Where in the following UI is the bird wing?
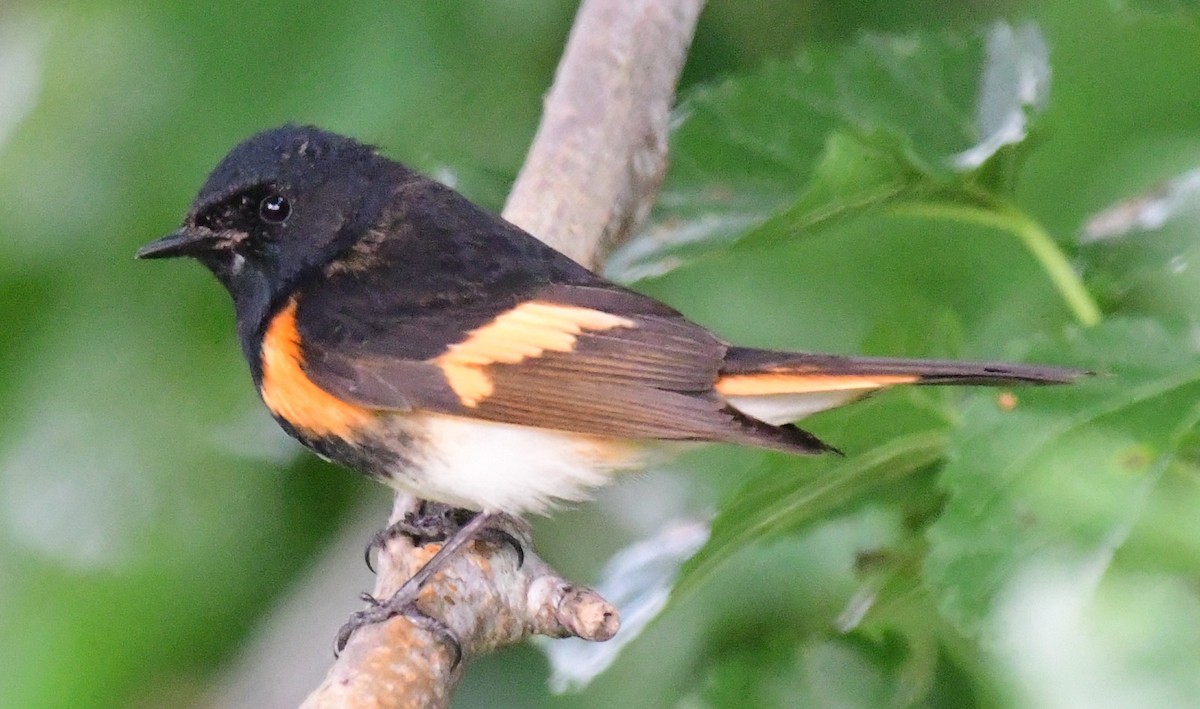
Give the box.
[289,281,831,452]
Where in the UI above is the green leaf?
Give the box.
[925,318,1200,633]
[1081,170,1200,323]
[608,25,1046,281]
[891,200,1102,326]
[676,395,951,598]
[992,563,1200,707]
[702,637,901,709]
[731,130,931,253]
[1110,0,1200,20]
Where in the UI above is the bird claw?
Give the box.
[335,583,463,668]
[341,509,524,666]
[363,502,476,573]
[334,597,404,655]
[476,526,525,569]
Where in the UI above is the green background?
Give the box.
[3,1,1200,707]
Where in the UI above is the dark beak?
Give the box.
[136,227,211,260]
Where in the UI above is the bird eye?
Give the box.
[258,194,291,223]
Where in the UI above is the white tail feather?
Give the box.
[725,390,865,425]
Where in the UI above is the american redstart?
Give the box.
[138,125,1085,648]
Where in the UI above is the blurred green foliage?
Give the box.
[3,1,1200,708]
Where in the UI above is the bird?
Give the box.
[138,125,1085,649]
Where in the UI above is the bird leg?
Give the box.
[364,502,524,573]
[363,501,474,572]
[338,509,520,656]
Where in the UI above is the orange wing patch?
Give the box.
[715,372,919,397]
[436,302,635,407]
[260,299,376,439]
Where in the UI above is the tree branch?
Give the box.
[301,1,704,706]
[505,0,704,267]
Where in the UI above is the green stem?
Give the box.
[892,201,1101,328]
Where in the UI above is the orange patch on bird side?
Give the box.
[714,372,920,397]
[436,302,634,407]
[260,299,375,439]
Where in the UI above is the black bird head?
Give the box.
[138,125,408,335]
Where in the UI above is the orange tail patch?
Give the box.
[715,372,920,397]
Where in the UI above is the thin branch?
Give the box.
[301,0,704,706]
[506,0,705,268]
[301,498,619,708]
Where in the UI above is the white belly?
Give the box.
[386,413,647,516]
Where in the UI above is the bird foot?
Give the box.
[364,501,474,572]
[334,590,464,666]
[340,510,525,659]
[365,503,525,573]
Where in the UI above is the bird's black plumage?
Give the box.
[136,125,1089,653]
[138,125,1086,510]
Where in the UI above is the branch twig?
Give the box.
[302,1,703,706]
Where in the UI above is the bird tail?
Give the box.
[716,346,1087,425]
